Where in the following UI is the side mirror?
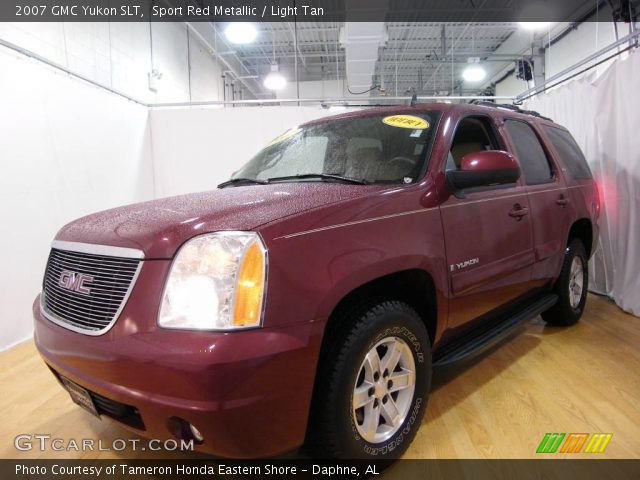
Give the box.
[446,150,521,191]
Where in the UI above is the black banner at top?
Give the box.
[2,0,639,22]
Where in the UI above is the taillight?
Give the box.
[594,181,602,218]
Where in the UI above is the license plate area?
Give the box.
[60,376,100,418]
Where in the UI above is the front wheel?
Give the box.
[308,301,431,459]
[542,239,588,326]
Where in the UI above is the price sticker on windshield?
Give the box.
[382,115,430,130]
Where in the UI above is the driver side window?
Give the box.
[447,116,500,171]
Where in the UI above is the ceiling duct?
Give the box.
[340,21,388,92]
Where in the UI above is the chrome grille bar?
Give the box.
[41,242,144,335]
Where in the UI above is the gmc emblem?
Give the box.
[58,270,94,296]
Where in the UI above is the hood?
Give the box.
[55,183,380,258]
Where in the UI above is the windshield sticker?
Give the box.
[382,115,430,130]
[410,129,423,138]
[268,127,302,146]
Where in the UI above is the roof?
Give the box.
[301,102,556,127]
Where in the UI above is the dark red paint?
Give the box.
[33,103,599,457]
[460,150,519,171]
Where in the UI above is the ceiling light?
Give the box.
[224,23,257,44]
[519,22,551,31]
[462,65,486,83]
[328,105,347,112]
[264,72,287,91]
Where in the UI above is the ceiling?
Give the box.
[202,0,615,99]
[212,21,553,99]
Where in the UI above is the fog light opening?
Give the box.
[166,416,204,445]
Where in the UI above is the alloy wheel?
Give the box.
[352,337,416,443]
[568,256,585,309]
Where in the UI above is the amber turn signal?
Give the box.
[233,241,265,327]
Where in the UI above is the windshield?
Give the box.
[230,111,440,185]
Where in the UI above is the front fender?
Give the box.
[259,204,449,345]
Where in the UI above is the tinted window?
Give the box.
[447,116,500,171]
[543,126,593,180]
[505,120,554,185]
[254,136,328,179]
[233,112,440,184]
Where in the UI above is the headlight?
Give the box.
[158,232,267,331]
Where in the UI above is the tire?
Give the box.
[542,239,588,326]
[308,300,431,459]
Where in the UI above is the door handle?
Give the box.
[509,204,529,220]
[556,194,570,206]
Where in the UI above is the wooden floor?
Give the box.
[1,294,638,459]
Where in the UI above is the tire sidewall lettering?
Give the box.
[348,321,428,455]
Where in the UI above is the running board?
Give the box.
[433,294,558,367]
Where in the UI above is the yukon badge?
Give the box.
[58,270,94,296]
[450,258,480,272]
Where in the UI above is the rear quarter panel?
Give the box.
[565,180,600,256]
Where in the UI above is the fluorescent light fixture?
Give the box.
[462,65,487,83]
[264,72,287,91]
[224,23,257,44]
[328,105,347,112]
[519,22,551,30]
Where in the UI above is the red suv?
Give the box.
[34,103,599,459]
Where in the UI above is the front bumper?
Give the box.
[33,264,324,458]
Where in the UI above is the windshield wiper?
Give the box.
[267,173,369,185]
[217,178,269,188]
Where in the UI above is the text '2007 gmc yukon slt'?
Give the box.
[34,103,599,459]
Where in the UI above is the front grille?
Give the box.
[42,248,141,334]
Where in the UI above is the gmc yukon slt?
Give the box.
[34,103,599,459]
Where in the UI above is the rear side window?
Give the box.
[543,126,593,180]
[505,120,554,185]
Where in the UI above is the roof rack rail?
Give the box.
[474,101,553,122]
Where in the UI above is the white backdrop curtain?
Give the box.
[525,49,640,317]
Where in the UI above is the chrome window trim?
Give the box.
[41,244,144,336]
[51,240,145,260]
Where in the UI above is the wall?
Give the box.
[494,73,528,101]
[276,79,348,100]
[0,21,233,351]
[0,22,226,104]
[0,46,154,351]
